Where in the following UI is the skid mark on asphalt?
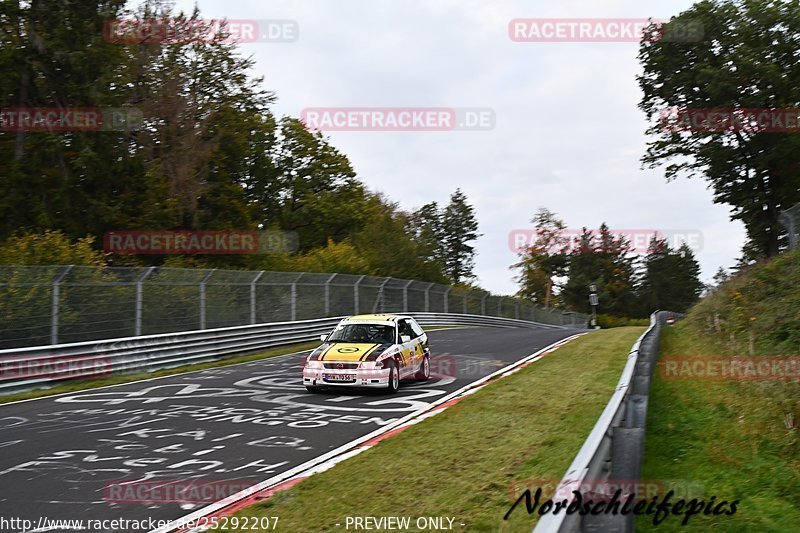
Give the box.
[0,327,582,532]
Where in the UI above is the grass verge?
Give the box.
[637,322,800,532]
[0,341,319,405]
[218,327,644,532]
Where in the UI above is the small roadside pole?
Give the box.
[589,284,599,329]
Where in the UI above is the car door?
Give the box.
[397,319,416,374]
[409,318,427,356]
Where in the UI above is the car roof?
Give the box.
[340,313,410,324]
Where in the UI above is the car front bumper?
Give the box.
[302,366,391,388]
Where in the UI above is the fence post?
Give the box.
[50,265,74,345]
[481,293,488,316]
[463,290,468,314]
[374,277,390,313]
[324,273,337,316]
[290,273,302,321]
[443,287,452,314]
[199,269,216,330]
[354,275,365,315]
[424,283,434,312]
[402,280,413,312]
[250,271,265,325]
[135,266,156,336]
[515,301,520,319]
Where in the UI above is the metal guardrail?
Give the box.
[533,310,678,533]
[0,312,574,395]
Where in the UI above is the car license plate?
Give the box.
[323,373,355,381]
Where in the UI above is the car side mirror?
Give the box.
[320,334,328,342]
[400,335,411,343]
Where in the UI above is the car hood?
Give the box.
[310,342,393,362]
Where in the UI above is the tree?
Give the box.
[406,201,445,268]
[440,189,480,284]
[638,0,800,260]
[0,0,134,238]
[0,1,457,285]
[353,195,449,283]
[637,239,704,313]
[250,117,368,252]
[512,208,568,306]
[561,224,638,316]
[128,3,275,231]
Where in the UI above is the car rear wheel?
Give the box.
[415,354,430,380]
[387,362,400,394]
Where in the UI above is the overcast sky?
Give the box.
[174,0,746,294]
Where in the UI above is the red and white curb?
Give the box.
[151,333,587,533]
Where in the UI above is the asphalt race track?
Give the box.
[0,326,580,532]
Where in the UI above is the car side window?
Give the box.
[409,319,424,338]
[398,319,415,340]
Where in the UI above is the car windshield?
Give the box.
[327,324,395,344]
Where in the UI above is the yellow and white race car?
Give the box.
[303,314,430,393]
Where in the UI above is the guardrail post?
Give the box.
[443,287,452,314]
[481,293,488,316]
[50,265,73,345]
[135,266,156,336]
[354,275,365,315]
[250,271,265,325]
[463,290,468,314]
[324,273,337,316]
[402,280,413,312]
[199,269,216,330]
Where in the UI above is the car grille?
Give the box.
[323,362,360,370]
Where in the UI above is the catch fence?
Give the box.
[0,265,589,349]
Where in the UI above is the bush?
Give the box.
[686,248,800,354]
[0,230,105,266]
[597,314,650,328]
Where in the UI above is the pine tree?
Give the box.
[561,224,637,316]
[638,239,704,312]
[440,190,480,284]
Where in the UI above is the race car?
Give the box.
[302,314,430,393]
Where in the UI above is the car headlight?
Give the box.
[305,360,322,369]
